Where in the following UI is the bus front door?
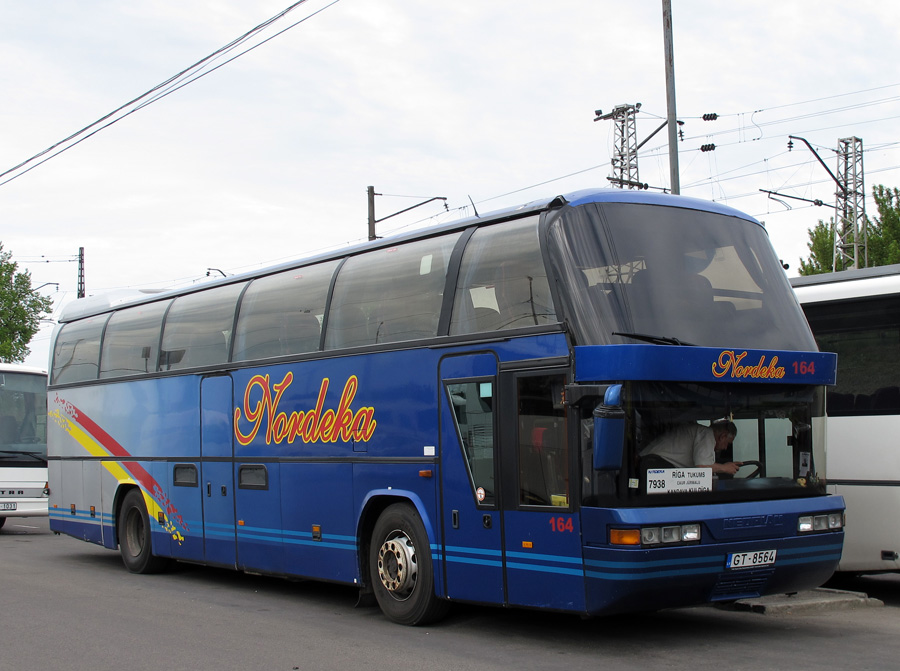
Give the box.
[439,353,505,605]
[200,375,237,567]
[501,370,585,612]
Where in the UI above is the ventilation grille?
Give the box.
[710,568,774,601]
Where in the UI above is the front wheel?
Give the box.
[118,488,170,574]
[369,503,448,625]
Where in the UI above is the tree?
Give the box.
[798,184,900,275]
[0,242,54,363]
[866,185,900,267]
[798,219,835,275]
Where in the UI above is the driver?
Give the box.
[639,420,741,475]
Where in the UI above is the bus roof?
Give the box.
[0,363,47,376]
[791,263,900,304]
[58,188,761,324]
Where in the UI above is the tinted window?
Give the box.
[238,464,269,489]
[51,314,109,385]
[549,203,815,349]
[173,464,198,487]
[517,374,568,507]
[446,381,495,505]
[100,301,170,378]
[0,372,47,459]
[325,233,460,349]
[159,283,245,371]
[233,261,338,361]
[450,217,556,335]
[803,295,900,415]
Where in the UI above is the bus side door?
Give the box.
[500,370,585,612]
[439,353,505,605]
[200,375,237,567]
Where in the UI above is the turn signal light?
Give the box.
[610,528,641,545]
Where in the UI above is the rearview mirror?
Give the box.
[593,384,625,471]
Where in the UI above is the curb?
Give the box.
[717,588,884,615]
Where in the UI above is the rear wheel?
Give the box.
[369,503,448,625]
[118,489,169,574]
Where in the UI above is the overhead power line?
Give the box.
[0,0,340,188]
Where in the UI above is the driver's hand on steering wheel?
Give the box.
[721,461,742,475]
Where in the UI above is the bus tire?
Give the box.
[369,503,448,626]
[118,488,169,574]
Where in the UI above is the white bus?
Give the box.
[0,364,49,530]
[792,264,900,573]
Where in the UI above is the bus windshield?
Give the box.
[549,202,816,350]
[581,380,826,507]
[0,370,48,465]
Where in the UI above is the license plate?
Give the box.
[727,549,776,569]
[1,502,16,511]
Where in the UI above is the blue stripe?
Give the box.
[251,535,355,551]
[585,542,843,581]
[232,525,357,551]
[444,555,503,568]
[444,544,503,558]
[506,561,584,577]
[505,550,582,565]
[585,555,723,570]
[584,539,843,571]
[586,565,724,581]
[49,510,103,525]
[779,542,843,555]
[778,553,843,566]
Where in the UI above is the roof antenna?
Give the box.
[468,195,480,217]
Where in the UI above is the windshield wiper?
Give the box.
[612,331,696,346]
[0,449,47,462]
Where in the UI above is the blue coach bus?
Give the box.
[48,189,844,624]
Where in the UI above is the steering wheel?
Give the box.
[737,460,762,478]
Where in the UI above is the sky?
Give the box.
[2,0,899,369]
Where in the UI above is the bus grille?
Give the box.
[710,568,775,601]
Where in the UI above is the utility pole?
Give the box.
[593,104,674,190]
[786,135,867,272]
[662,0,680,194]
[367,186,378,241]
[77,247,85,298]
[366,186,448,241]
[834,136,867,271]
[595,104,641,189]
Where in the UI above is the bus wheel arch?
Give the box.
[116,486,170,574]
[366,501,448,625]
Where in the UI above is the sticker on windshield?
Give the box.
[646,468,712,494]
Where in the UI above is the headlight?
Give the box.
[798,512,844,533]
[613,523,701,546]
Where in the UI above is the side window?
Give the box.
[238,464,269,490]
[100,301,170,378]
[233,261,338,361]
[173,464,198,487]
[804,295,900,416]
[446,381,495,505]
[325,233,460,349]
[51,314,109,385]
[159,283,245,371]
[450,217,557,335]
[517,374,568,507]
